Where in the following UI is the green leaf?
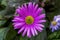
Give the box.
[0,0,2,3]
[48,32,57,40]
[1,0,7,6]
[0,27,9,40]
[0,7,15,19]
[19,36,28,40]
[5,24,17,40]
[52,39,60,40]
[0,10,6,16]
[0,20,6,27]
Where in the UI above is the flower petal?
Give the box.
[34,4,38,12]
[13,17,24,22]
[38,20,46,23]
[16,9,20,14]
[35,24,44,27]
[30,27,35,36]
[35,20,46,23]
[35,14,45,20]
[13,23,24,27]
[34,24,43,32]
[18,26,25,34]
[27,27,31,38]
[34,27,38,35]
[22,26,27,36]
[35,8,43,15]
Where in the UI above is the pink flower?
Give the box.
[12,2,46,38]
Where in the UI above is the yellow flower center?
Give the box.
[25,16,34,25]
[51,21,57,26]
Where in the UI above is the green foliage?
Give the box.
[0,27,9,40]
[0,0,2,4]
[0,20,6,27]
[0,0,60,40]
[4,24,17,40]
[1,0,7,6]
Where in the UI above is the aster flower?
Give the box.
[50,15,60,32]
[12,2,46,38]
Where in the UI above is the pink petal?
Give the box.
[39,20,46,23]
[14,17,24,21]
[14,27,20,29]
[36,14,45,20]
[35,24,43,32]
[24,3,27,8]
[13,23,24,27]
[36,20,46,23]
[28,2,33,14]
[36,8,43,15]
[34,4,38,12]
[33,3,35,7]
[28,2,33,9]
[20,5,27,17]
[18,26,25,34]
[27,27,31,38]
[22,26,27,36]
[23,4,29,16]
[34,27,38,35]
[16,9,20,14]
[36,27,43,32]
[30,27,35,36]
[13,23,25,29]
[35,24,44,27]
[33,8,43,17]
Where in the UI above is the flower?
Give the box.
[50,15,60,32]
[12,2,46,38]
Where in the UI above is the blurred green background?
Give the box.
[0,0,60,40]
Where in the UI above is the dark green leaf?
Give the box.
[0,27,9,40]
[0,20,6,27]
[5,24,17,40]
[0,0,2,4]
[48,32,57,40]
[0,10,6,16]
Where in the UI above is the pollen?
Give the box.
[25,16,34,24]
[51,21,57,26]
